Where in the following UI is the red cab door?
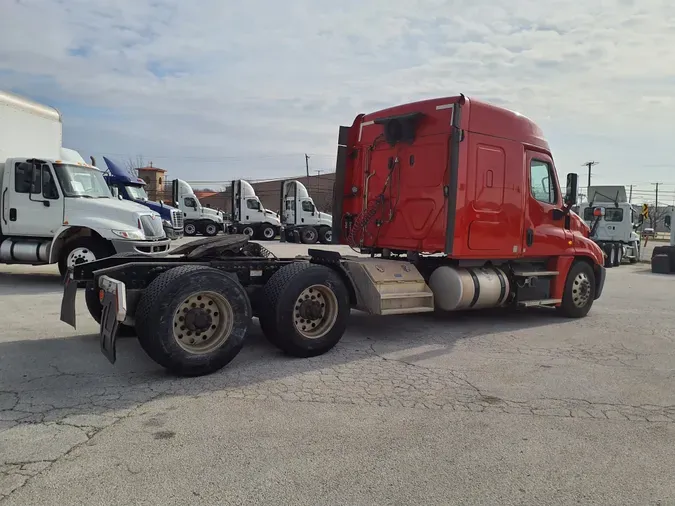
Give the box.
[522,151,570,257]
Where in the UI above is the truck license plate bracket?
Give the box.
[99,276,127,365]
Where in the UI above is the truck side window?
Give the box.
[530,160,557,204]
[246,199,260,210]
[301,200,314,212]
[184,197,196,208]
[42,165,59,199]
[15,162,41,194]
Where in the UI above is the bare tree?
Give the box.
[648,204,670,231]
[125,155,146,176]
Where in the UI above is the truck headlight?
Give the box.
[112,229,146,240]
[162,219,172,228]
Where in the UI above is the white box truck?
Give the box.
[0,90,171,276]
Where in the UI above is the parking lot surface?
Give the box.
[1,241,674,505]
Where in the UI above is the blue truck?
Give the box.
[102,156,184,240]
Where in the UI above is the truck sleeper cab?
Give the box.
[60,95,606,378]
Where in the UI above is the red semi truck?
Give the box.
[60,94,606,376]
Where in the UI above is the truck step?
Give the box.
[512,270,559,278]
[518,298,562,307]
[380,292,435,314]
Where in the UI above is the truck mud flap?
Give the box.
[595,265,606,299]
[60,272,77,328]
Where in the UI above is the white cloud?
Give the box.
[1,0,674,198]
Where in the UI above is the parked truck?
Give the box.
[60,94,606,377]
[228,179,281,240]
[102,156,184,240]
[280,179,333,244]
[578,185,640,267]
[0,90,171,277]
[172,178,224,236]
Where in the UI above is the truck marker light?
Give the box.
[569,240,573,245]
[99,289,104,302]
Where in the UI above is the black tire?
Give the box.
[300,226,318,244]
[242,225,255,238]
[134,265,252,376]
[319,227,332,244]
[58,237,113,278]
[603,244,612,268]
[260,224,276,241]
[84,282,136,337]
[258,263,350,357]
[557,261,596,318]
[184,223,197,236]
[203,222,219,236]
[629,241,639,264]
[614,244,622,267]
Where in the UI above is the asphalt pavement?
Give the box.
[1,239,674,505]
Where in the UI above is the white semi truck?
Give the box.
[0,90,171,276]
[579,185,640,267]
[171,179,225,236]
[228,179,281,240]
[280,179,333,244]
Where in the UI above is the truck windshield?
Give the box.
[54,164,111,198]
[125,184,148,200]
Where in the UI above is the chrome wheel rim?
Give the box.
[324,230,332,242]
[293,284,338,339]
[305,230,317,242]
[243,227,254,237]
[206,224,216,234]
[571,272,592,308]
[185,224,196,234]
[172,291,234,354]
[67,247,96,268]
[263,227,275,239]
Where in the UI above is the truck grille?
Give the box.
[139,214,165,238]
[171,209,184,229]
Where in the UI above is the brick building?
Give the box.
[159,173,336,215]
[137,163,167,201]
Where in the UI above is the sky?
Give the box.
[1,0,675,201]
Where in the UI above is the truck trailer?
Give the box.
[60,95,606,377]
[0,90,171,276]
[280,179,333,244]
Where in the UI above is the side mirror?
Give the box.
[159,200,164,206]
[564,173,578,206]
[665,214,671,230]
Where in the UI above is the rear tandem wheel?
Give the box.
[258,262,350,357]
[134,265,252,376]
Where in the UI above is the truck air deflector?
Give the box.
[332,126,349,243]
[444,98,464,255]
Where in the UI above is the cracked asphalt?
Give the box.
[1,242,674,505]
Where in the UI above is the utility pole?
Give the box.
[652,182,661,229]
[305,154,310,178]
[629,185,633,203]
[582,161,598,194]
